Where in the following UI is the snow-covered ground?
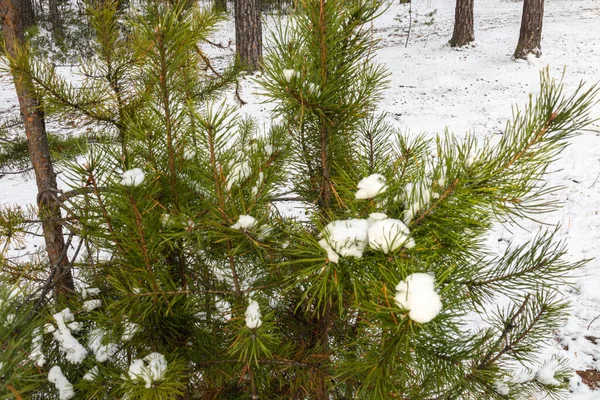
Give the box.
[1,0,600,397]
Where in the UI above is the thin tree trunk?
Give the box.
[514,0,544,59]
[449,0,474,47]
[48,0,64,44]
[234,0,262,71]
[0,0,75,296]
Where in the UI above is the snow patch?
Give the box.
[128,352,168,389]
[320,219,369,262]
[245,299,262,329]
[48,366,75,400]
[394,273,442,323]
[83,299,102,311]
[368,219,414,253]
[355,174,388,199]
[536,359,561,386]
[52,309,88,364]
[231,215,257,230]
[121,168,145,187]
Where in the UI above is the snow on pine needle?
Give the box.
[394,273,442,323]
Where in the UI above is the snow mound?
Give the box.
[48,366,75,400]
[128,352,168,389]
[320,219,369,262]
[395,273,442,323]
[355,174,388,199]
[231,215,257,230]
[121,168,145,187]
[368,219,415,253]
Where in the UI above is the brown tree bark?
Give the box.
[1,0,75,295]
[48,0,64,44]
[514,0,545,59]
[449,0,474,47]
[234,0,262,71]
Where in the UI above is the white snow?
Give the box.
[368,218,414,253]
[231,214,257,230]
[282,69,299,83]
[403,182,434,225]
[121,322,140,342]
[395,273,442,323]
[88,329,118,363]
[121,168,145,187]
[66,322,82,333]
[128,352,168,389]
[81,287,101,299]
[264,144,274,155]
[320,219,369,261]
[493,381,510,396]
[52,308,88,364]
[83,299,102,311]
[318,239,339,264]
[226,160,251,190]
[183,148,196,160]
[44,323,56,334]
[83,365,99,381]
[48,366,75,400]
[536,358,561,386]
[245,299,262,329]
[30,327,46,367]
[355,174,388,199]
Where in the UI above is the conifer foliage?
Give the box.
[0,0,599,399]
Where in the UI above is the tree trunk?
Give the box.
[48,0,64,44]
[234,0,262,71]
[0,0,75,296]
[449,0,474,47]
[22,0,36,29]
[514,0,544,59]
[214,0,227,13]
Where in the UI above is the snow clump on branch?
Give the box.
[51,308,88,364]
[318,215,415,262]
[121,168,145,187]
[536,358,561,386]
[245,299,262,329]
[227,160,251,190]
[48,366,75,400]
[231,215,257,230]
[318,219,369,262]
[355,174,388,199]
[394,273,442,323]
[368,219,415,253]
[128,352,168,389]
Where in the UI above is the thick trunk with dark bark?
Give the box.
[449,0,474,47]
[514,0,544,59]
[1,0,75,295]
[234,0,262,71]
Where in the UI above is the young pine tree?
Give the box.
[1,0,598,399]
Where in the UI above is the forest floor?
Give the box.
[1,0,600,397]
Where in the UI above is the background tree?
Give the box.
[234,0,262,70]
[514,0,545,59]
[48,0,64,45]
[449,0,474,47]
[0,0,75,296]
